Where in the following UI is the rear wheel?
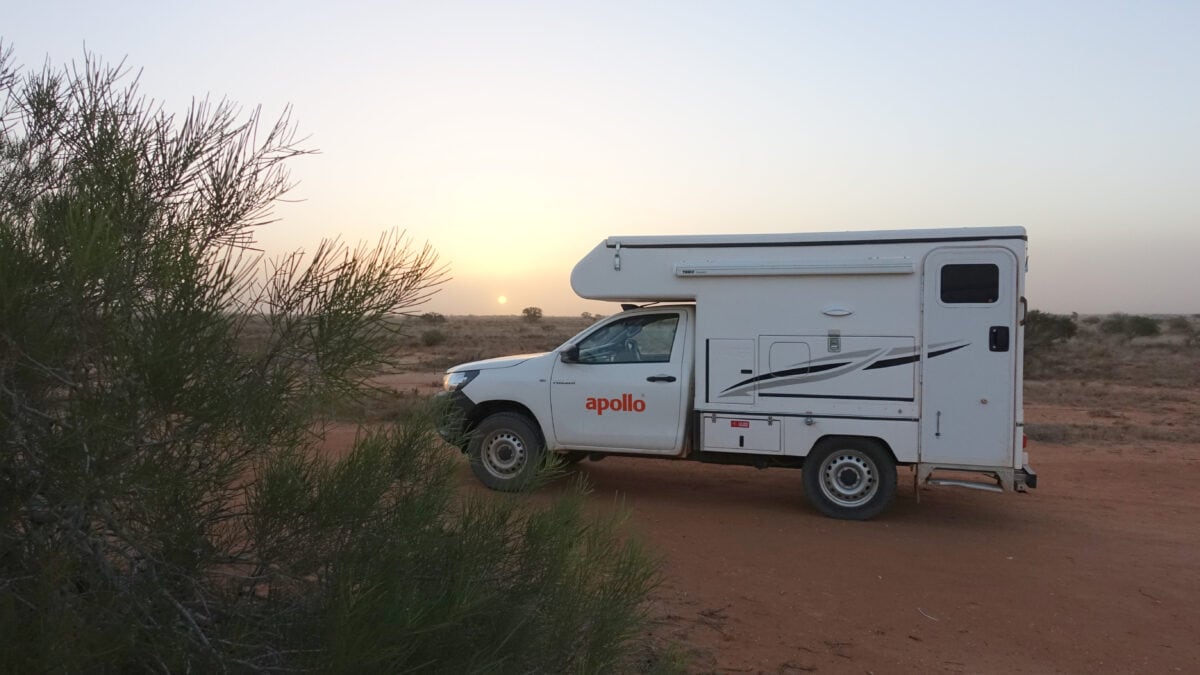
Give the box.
[468,413,545,491]
[803,438,896,520]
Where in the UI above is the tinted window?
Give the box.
[577,314,679,364]
[941,264,999,304]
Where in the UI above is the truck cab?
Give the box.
[440,306,696,472]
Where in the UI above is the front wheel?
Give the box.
[802,438,896,520]
[467,412,545,491]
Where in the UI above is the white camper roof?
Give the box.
[571,226,1026,302]
[602,226,1026,249]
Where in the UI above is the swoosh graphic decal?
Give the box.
[864,354,922,369]
[864,343,967,370]
[717,341,971,398]
[722,347,884,393]
[721,347,890,396]
[725,361,850,391]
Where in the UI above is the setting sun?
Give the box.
[497,295,507,305]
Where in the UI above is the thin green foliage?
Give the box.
[1099,313,1161,340]
[1023,309,1078,378]
[0,43,657,673]
[291,422,658,674]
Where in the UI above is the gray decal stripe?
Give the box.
[759,393,915,402]
[718,341,969,396]
[929,343,970,358]
[722,361,849,392]
[726,348,890,395]
[864,343,969,370]
[800,347,885,365]
[697,409,919,422]
[863,354,922,370]
[921,343,969,360]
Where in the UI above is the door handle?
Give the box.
[646,375,676,383]
[989,325,1010,352]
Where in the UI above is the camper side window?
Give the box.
[576,314,679,364]
[940,264,999,304]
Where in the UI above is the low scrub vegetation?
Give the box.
[1024,310,1197,384]
[419,311,447,324]
[1099,313,1161,340]
[396,314,595,371]
[1023,310,1200,445]
[1024,310,1078,349]
[420,328,447,346]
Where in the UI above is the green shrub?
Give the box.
[522,306,543,322]
[1127,315,1162,337]
[1166,316,1191,334]
[421,328,447,346]
[1099,313,1161,339]
[1025,310,1077,349]
[1023,310,1077,377]
[420,311,447,323]
[0,46,655,673]
[265,414,658,674]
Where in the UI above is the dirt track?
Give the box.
[553,439,1198,673]
[379,370,1199,672]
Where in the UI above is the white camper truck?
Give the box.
[439,227,1036,519]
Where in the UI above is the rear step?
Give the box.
[926,477,1003,492]
[915,463,1037,501]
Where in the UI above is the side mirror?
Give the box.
[561,344,580,363]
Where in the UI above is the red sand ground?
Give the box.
[572,439,1197,673]
[342,376,1200,673]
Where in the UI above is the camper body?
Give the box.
[440,227,1035,519]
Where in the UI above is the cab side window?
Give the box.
[576,314,679,364]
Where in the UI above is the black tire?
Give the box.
[467,412,545,491]
[802,437,896,520]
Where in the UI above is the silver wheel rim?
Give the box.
[818,449,879,508]
[481,429,527,479]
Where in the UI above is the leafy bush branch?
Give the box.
[0,44,656,672]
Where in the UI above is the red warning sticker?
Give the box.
[730,420,750,428]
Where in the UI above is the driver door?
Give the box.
[550,311,686,454]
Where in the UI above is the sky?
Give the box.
[5,1,1199,315]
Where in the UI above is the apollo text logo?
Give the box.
[585,394,646,415]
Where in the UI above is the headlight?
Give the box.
[443,370,479,392]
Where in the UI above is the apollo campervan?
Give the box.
[439,227,1035,519]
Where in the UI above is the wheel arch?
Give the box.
[466,400,547,446]
[810,434,899,465]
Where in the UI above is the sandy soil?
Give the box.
[350,370,1200,673]
[572,438,1198,673]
